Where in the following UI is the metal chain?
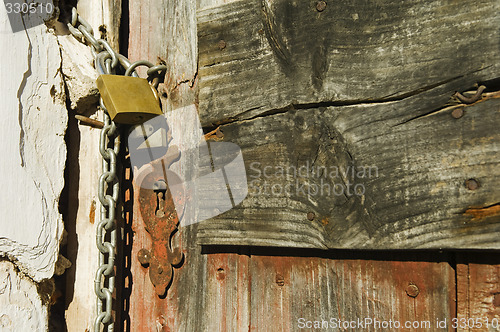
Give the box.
[66,7,167,332]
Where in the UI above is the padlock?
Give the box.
[96,74,163,124]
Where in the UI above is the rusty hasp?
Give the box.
[137,145,185,297]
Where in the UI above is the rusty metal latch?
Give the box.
[137,141,185,297]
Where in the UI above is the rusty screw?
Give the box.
[218,39,226,50]
[137,248,151,266]
[406,284,419,298]
[465,178,480,191]
[316,1,327,12]
[275,274,285,286]
[307,212,315,221]
[451,108,464,119]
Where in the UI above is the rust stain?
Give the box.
[464,204,500,221]
[89,200,96,224]
[320,217,329,226]
[137,159,185,297]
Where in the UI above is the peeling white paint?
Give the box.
[0,260,48,331]
[0,5,66,282]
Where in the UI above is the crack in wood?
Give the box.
[464,203,500,221]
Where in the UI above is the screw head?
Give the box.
[451,108,464,119]
[218,39,226,50]
[316,1,327,12]
[465,178,480,191]
[406,284,419,298]
[307,212,315,221]
[137,248,151,266]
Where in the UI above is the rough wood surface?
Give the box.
[198,0,500,126]
[198,92,500,249]
[196,0,500,249]
[248,250,455,332]
[457,253,500,332]
[0,6,66,282]
[126,0,206,331]
[0,260,48,331]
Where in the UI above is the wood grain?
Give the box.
[197,0,500,126]
[248,250,455,332]
[195,0,500,249]
[457,253,500,332]
[126,0,207,331]
[198,92,500,249]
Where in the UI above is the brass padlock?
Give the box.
[96,74,163,124]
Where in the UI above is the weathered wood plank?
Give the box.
[197,0,500,126]
[126,0,210,331]
[457,253,500,332]
[248,250,455,331]
[205,252,251,331]
[198,92,500,249]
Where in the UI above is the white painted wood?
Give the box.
[57,33,99,112]
[0,260,48,331]
[0,6,66,282]
[59,2,120,331]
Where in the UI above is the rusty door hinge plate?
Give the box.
[137,152,185,297]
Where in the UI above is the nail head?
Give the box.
[307,212,315,221]
[451,108,464,119]
[465,179,480,191]
[316,1,327,12]
[406,284,419,298]
[218,39,226,50]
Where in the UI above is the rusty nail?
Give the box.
[75,115,104,129]
[454,85,486,104]
[307,212,315,221]
[406,284,419,298]
[216,127,224,138]
[216,267,225,280]
[451,108,464,119]
[218,39,226,50]
[275,274,285,286]
[316,1,327,12]
[465,178,480,191]
[137,248,151,266]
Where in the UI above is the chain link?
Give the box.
[66,7,167,331]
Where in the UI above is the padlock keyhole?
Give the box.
[153,180,167,217]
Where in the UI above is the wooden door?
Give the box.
[119,0,500,331]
